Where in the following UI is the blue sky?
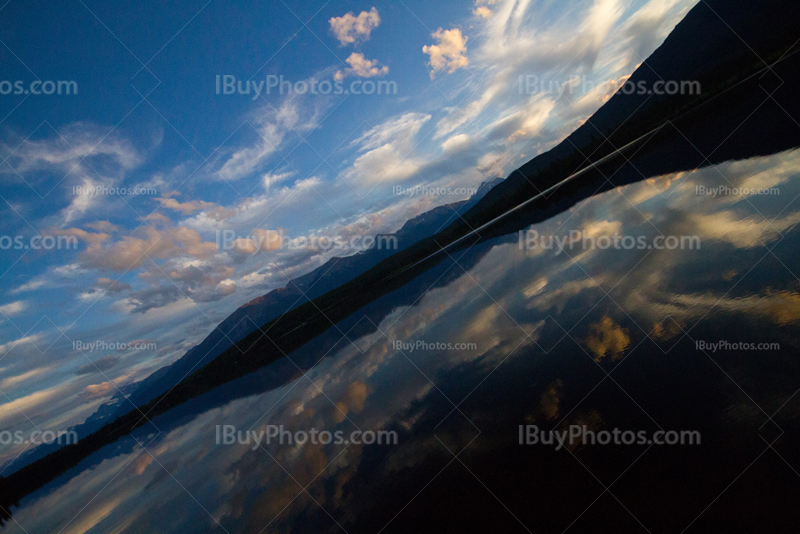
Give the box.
[0,0,697,459]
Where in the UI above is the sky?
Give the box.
[0,0,698,454]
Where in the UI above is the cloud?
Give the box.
[335,53,389,81]
[0,334,42,356]
[478,0,625,73]
[53,222,217,272]
[11,262,93,294]
[213,99,320,183]
[441,134,473,153]
[0,300,27,318]
[228,229,284,263]
[157,194,217,215]
[343,113,431,186]
[689,210,800,249]
[473,6,492,19]
[79,381,116,401]
[329,7,381,45]
[262,171,295,191]
[0,382,67,423]
[0,366,53,391]
[0,122,145,224]
[123,286,186,314]
[568,75,631,118]
[485,95,556,143]
[11,279,48,293]
[433,82,502,139]
[129,259,237,313]
[180,175,325,237]
[74,355,120,375]
[2,123,140,173]
[582,316,630,362]
[332,381,370,423]
[94,277,132,295]
[423,28,469,78]
[85,221,122,233]
[42,215,242,313]
[473,0,502,18]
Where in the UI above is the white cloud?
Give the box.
[12,279,48,293]
[441,134,473,153]
[157,194,217,215]
[213,97,321,183]
[485,95,556,143]
[434,81,502,139]
[344,113,431,186]
[473,6,492,19]
[0,122,145,224]
[0,300,27,318]
[46,218,231,313]
[0,334,42,356]
[423,28,469,79]
[335,53,389,81]
[690,210,800,249]
[0,365,53,391]
[215,110,290,182]
[473,0,503,19]
[329,7,381,45]
[478,0,624,72]
[262,171,295,191]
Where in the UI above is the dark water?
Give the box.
[5,151,800,533]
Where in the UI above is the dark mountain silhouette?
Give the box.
[2,0,800,522]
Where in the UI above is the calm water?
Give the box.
[5,150,800,533]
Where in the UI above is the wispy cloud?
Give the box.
[0,300,28,318]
